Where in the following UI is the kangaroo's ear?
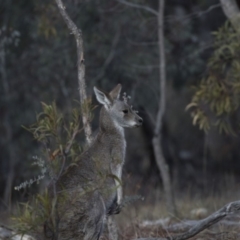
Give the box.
[94,86,112,107]
[109,84,122,100]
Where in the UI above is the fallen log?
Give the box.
[134,200,240,240]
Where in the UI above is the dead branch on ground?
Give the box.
[133,200,240,240]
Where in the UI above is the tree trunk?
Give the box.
[153,0,177,216]
[55,0,92,145]
[220,0,240,30]
[0,29,15,209]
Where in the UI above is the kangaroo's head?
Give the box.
[94,84,143,128]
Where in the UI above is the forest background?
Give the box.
[1,0,240,234]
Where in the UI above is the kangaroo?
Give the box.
[46,84,142,240]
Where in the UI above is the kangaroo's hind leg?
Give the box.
[58,191,106,240]
[83,191,106,240]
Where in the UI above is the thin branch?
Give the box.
[115,0,158,16]
[99,3,122,13]
[155,0,165,135]
[55,0,92,145]
[57,127,83,180]
[64,127,83,155]
[165,3,221,22]
[93,28,120,83]
[116,1,221,22]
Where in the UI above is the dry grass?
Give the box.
[1,177,240,240]
[112,179,240,240]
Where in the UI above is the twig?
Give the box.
[55,0,92,145]
[64,127,82,155]
[57,127,82,180]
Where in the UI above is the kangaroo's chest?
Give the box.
[110,137,126,162]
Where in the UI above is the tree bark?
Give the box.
[55,0,92,145]
[220,0,240,30]
[153,0,177,216]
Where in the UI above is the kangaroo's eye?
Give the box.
[123,109,128,114]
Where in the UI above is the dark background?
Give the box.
[1,0,239,209]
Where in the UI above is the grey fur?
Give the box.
[46,84,142,240]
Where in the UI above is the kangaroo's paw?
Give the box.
[107,202,122,215]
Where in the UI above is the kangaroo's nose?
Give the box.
[138,118,143,124]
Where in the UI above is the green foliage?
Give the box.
[187,22,240,134]
[12,101,93,236]
[12,191,54,236]
[23,101,84,177]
